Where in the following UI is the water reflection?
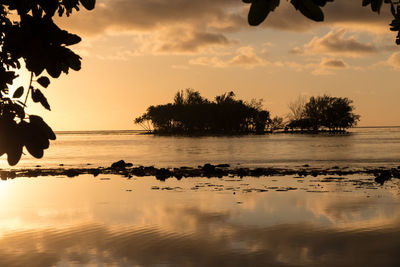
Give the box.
[11,127,400,168]
[0,175,399,266]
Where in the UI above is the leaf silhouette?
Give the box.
[291,0,324,22]
[32,89,51,110]
[12,86,24,98]
[248,0,280,26]
[37,76,50,88]
[80,0,96,10]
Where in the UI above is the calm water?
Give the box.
[6,127,400,169]
[1,127,400,266]
[1,174,400,266]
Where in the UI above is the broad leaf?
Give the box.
[37,76,50,88]
[32,89,51,110]
[80,0,96,10]
[248,0,280,26]
[292,0,324,22]
[13,86,24,98]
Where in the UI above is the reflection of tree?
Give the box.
[0,1,95,165]
[135,89,271,134]
[244,0,400,45]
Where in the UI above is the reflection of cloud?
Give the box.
[293,29,377,58]
[2,213,400,266]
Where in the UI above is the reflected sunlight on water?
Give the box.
[3,127,400,169]
[0,174,399,266]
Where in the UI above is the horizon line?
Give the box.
[53,126,400,133]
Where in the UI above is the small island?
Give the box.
[135,89,360,135]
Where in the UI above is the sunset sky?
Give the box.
[21,0,400,130]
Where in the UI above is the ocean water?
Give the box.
[1,127,400,266]
[1,174,400,266]
[5,127,400,169]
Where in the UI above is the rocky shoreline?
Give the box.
[1,160,400,185]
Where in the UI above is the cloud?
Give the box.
[60,0,242,34]
[387,52,400,69]
[257,1,393,33]
[156,29,233,53]
[292,29,377,57]
[320,58,348,68]
[189,46,268,68]
[312,57,348,75]
[58,0,398,56]
[57,0,243,54]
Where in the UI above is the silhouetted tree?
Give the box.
[0,1,95,165]
[243,0,400,45]
[135,90,271,135]
[287,95,307,122]
[287,95,360,132]
[269,116,285,131]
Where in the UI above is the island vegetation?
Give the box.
[135,90,360,135]
[286,95,360,132]
[135,89,271,135]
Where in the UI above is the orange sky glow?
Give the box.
[17,0,400,130]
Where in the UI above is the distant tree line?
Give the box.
[286,95,360,132]
[135,89,271,134]
[135,90,360,135]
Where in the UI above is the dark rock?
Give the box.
[65,169,80,177]
[250,168,264,176]
[391,169,400,178]
[174,173,183,180]
[111,160,126,169]
[298,170,308,177]
[237,168,248,177]
[202,163,215,173]
[180,166,192,170]
[132,167,145,176]
[374,170,392,185]
[111,160,133,169]
[7,171,16,179]
[216,164,230,168]
[90,169,100,177]
[302,164,310,167]
[155,168,171,180]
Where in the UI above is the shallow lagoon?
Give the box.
[1,174,400,266]
[6,127,400,169]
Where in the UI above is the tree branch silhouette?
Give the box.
[0,1,96,165]
[244,0,400,45]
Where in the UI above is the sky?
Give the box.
[19,0,400,130]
